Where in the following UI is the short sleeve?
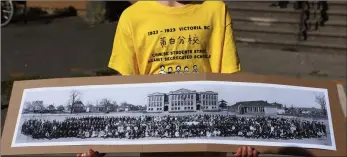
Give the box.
[108,14,139,75]
[221,6,241,73]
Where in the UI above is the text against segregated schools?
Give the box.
[148,49,210,63]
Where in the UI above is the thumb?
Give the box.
[88,149,96,157]
[247,147,253,156]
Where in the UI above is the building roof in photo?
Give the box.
[119,103,135,108]
[169,88,197,94]
[296,107,320,111]
[32,100,44,105]
[73,101,84,107]
[200,91,218,94]
[231,100,278,108]
[148,92,166,96]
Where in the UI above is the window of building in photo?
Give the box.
[147,89,218,113]
[147,92,166,112]
[229,101,279,115]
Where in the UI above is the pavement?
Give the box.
[1,16,346,157]
[1,16,115,80]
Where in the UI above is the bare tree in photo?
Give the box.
[289,104,295,115]
[66,105,72,112]
[100,98,112,112]
[68,90,82,114]
[315,93,327,116]
[112,101,118,111]
[47,104,56,111]
[23,101,33,113]
[56,105,65,112]
[109,101,117,112]
[100,98,111,105]
[112,101,118,106]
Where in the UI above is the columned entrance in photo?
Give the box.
[238,106,266,114]
[240,107,247,114]
[164,106,168,111]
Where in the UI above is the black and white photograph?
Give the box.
[12,81,335,150]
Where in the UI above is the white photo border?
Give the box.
[11,81,336,150]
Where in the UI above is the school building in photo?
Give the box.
[147,89,218,113]
[227,101,280,115]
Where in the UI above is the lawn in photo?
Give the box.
[12,81,335,150]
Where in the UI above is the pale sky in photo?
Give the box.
[22,81,326,108]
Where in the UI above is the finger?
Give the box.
[247,147,253,157]
[84,151,90,157]
[242,146,247,157]
[234,147,242,156]
[76,153,82,157]
[88,149,96,157]
[253,150,260,157]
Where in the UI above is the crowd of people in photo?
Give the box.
[20,114,328,140]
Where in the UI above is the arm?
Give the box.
[221,4,241,74]
[209,2,241,74]
[108,12,139,75]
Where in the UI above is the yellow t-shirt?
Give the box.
[108,1,240,75]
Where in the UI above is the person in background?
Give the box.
[77,146,260,157]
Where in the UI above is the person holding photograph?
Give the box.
[79,1,248,156]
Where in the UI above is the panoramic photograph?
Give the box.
[12,81,335,150]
